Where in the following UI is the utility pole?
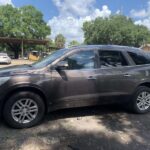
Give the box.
[21,39,24,58]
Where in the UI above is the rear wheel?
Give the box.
[3,91,45,128]
[130,86,150,114]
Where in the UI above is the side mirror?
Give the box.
[56,61,69,70]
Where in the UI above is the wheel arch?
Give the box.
[2,85,49,114]
[138,82,150,88]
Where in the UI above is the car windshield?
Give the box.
[143,52,150,61]
[139,51,150,64]
[32,48,68,68]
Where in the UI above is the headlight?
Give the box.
[0,77,10,86]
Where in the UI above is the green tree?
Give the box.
[83,15,150,47]
[0,5,50,58]
[68,40,80,47]
[55,34,66,49]
[48,38,56,47]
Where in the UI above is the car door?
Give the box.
[95,50,134,103]
[50,49,100,107]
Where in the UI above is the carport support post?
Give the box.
[21,39,24,58]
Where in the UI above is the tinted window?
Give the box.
[128,51,150,65]
[64,50,96,70]
[32,48,68,68]
[99,50,128,68]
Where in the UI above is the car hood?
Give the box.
[0,65,34,77]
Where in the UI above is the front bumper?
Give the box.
[0,85,9,117]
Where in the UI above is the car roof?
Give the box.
[69,45,142,52]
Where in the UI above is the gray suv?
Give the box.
[0,45,150,128]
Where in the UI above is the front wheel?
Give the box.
[3,91,45,128]
[130,86,150,114]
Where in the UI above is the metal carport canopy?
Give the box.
[0,37,49,45]
[0,37,49,57]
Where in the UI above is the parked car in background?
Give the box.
[28,51,40,61]
[28,51,49,61]
[0,45,150,128]
[0,53,11,64]
[9,54,15,59]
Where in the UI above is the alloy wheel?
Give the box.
[136,91,150,111]
[11,98,38,124]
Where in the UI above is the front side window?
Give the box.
[128,51,150,65]
[32,48,68,68]
[63,50,96,70]
[99,50,128,68]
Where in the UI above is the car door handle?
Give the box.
[87,76,97,80]
[123,74,131,77]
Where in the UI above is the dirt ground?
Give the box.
[0,106,150,150]
[0,60,150,150]
[0,59,33,68]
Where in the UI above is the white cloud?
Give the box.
[131,1,150,29]
[0,0,13,5]
[135,19,150,28]
[53,0,95,17]
[48,0,111,44]
[48,16,84,43]
[116,10,121,15]
[130,9,147,18]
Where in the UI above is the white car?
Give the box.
[0,53,11,64]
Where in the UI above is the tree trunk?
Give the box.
[14,49,19,59]
[7,43,20,59]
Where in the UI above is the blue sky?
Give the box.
[12,0,58,21]
[12,0,147,21]
[1,0,150,43]
[11,0,148,21]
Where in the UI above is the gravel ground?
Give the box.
[0,60,150,150]
[0,59,33,68]
[0,106,150,150]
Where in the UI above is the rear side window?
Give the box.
[128,51,150,65]
[99,50,128,68]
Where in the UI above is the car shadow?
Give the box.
[0,104,149,150]
[44,104,126,122]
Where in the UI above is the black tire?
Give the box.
[129,86,150,114]
[3,91,45,129]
